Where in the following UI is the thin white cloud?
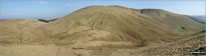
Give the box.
[40,1,48,5]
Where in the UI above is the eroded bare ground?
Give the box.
[0,33,205,56]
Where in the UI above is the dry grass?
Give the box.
[0,5,205,56]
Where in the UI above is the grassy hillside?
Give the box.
[0,5,205,56]
[0,19,52,44]
[44,6,182,47]
[0,5,204,48]
[140,9,204,35]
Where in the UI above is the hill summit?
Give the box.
[0,5,205,56]
[0,5,204,48]
[40,5,203,48]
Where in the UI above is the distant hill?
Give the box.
[138,9,204,35]
[38,18,58,23]
[0,19,8,21]
[186,15,206,24]
[194,15,206,19]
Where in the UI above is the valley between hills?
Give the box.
[0,5,205,56]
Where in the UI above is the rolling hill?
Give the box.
[42,5,204,48]
[0,19,53,45]
[139,9,204,35]
[0,5,205,56]
[186,15,206,24]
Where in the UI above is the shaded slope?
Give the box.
[44,6,178,47]
[186,15,206,24]
[140,9,204,35]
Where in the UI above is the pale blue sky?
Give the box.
[0,0,205,19]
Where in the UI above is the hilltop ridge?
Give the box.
[0,5,204,56]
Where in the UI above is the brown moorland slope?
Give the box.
[43,5,183,48]
[0,5,205,56]
[140,9,204,35]
[0,19,53,45]
[1,5,204,47]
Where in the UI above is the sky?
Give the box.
[0,0,205,19]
